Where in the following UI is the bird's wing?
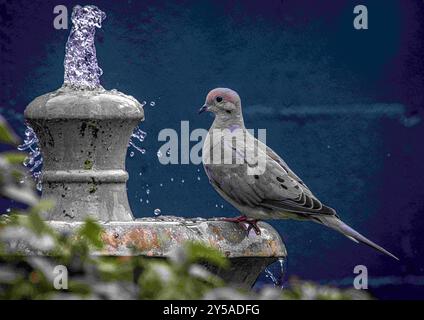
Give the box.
[205,132,336,217]
[265,145,318,198]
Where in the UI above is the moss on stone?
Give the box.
[84,159,93,170]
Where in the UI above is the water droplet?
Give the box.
[6,208,11,213]
[154,208,161,216]
[141,100,147,106]
[220,204,224,209]
[146,199,150,204]
[170,178,174,182]
[139,198,143,203]
[139,172,143,176]
[197,168,200,173]
[146,189,150,195]
[159,183,163,187]
[215,204,218,208]
[197,176,201,181]
[181,179,185,183]
[150,101,156,107]
[130,151,134,157]
[141,148,146,154]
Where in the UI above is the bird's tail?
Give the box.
[316,215,399,260]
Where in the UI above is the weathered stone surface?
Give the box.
[48,217,286,258]
[24,87,144,221]
[49,217,287,287]
[4,217,285,287]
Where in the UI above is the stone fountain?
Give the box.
[22,5,286,287]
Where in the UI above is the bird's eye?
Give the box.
[216,96,223,103]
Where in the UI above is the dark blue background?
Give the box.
[1,0,424,299]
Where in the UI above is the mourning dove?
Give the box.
[199,88,398,260]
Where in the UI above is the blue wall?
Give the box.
[1,0,424,299]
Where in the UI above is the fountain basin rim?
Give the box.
[43,219,287,258]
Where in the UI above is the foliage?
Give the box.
[138,241,228,299]
[280,278,372,300]
[0,211,231,299]
[0,116,371,300]
[0,116,20,146]
[0,115,38,207]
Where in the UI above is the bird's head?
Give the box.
[198,88,242,117]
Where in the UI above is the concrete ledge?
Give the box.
[48,216,287,259]
[3,216,286,287]
[47,216,286,287]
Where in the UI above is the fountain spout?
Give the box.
[63,5,106,89]
[25,4,144,221]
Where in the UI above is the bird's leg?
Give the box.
[245,219,261,235]
[221,216,261,235]
[221,215,248,223]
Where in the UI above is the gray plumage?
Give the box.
[200,88,398,260]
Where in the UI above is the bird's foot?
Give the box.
[221,215,261,235]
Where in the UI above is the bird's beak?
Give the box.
[198,104,208,114]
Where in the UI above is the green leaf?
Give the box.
[0,116,19,145]
[27,212,49,235]
[1,152,26,165]
[0,183,39,206]
[30,200,54,215]
[77,219,104,249]
[185,242,229,269]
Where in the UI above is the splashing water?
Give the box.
[253,258,287,290]
[63,5,106,89]
[128,101,155,159]
[129,126,147,154]
[17,125,43,191]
